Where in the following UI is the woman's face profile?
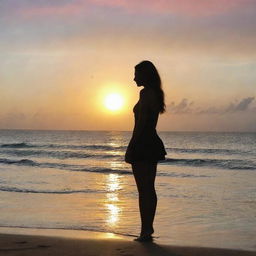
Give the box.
[134,69,144,87]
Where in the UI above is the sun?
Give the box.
[104,93,124,111]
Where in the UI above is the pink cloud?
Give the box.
[89,0,255,16]
[17,0,255,18]
[19,3,84,18]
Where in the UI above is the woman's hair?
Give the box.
[135,60,166,113]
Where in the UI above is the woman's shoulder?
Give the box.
[140,88,158,109]
[140,88,155,98]
[140,88,157,101]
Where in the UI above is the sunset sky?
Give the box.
[1,0,256,131]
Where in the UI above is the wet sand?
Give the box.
[0,228,255,256]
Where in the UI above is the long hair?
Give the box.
[135,60,166,113]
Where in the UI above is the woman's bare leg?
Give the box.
[132,161,157,237]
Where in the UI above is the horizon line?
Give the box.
[0,128,255,133]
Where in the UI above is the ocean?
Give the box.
[0,130,255,250]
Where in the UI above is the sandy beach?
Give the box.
[0,228,255,256]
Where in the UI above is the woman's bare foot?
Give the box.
[134,234,153,242]
[140,227,154,237]
[134,227,154,242]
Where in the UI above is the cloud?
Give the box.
[17,1,87,17]
[89,0,255,16]
[225,97,255,112]
[168,97,255,115]
[4,0,256,18]
[1,0,254,61]
[167,98,194,114]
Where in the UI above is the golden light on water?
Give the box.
[105,173,122,227]
[106,203,120,225]
[107,193,118,202]
[104,93,124,111]
[106,173,121,192]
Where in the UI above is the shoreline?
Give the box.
[0,226,129,240]
[0,227,255,256]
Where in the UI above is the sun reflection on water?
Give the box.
[105,174,122,227]
[106,173,121,192]
[107,193,118,202]
[106,203,120,225]
[110,161,125,169]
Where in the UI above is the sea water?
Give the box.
[0,130,255,250]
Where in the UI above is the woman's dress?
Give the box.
[125,89,166,164]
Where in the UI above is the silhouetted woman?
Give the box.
[125,60,166,242]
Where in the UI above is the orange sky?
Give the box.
[0,0,256,131]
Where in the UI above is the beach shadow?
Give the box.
[134,241,180,256]
[0,244,51,252]
[133,242,256,256]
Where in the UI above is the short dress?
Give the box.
[125,90,166,164]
